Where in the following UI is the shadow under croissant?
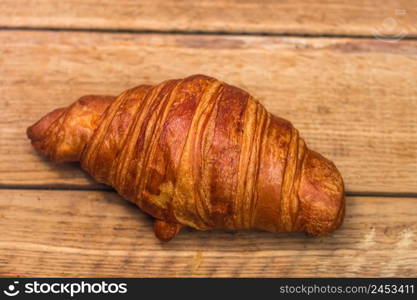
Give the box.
[27,155,353,253]
[91,181,350,250]
[46,166,346,246]
[26,150,347,246]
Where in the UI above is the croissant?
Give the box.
[27,74,345,241]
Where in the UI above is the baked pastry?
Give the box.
[27,75,345,241]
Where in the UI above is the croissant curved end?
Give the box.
[298,150,345,236]
[27,95,116,163]
[27,107,66,155]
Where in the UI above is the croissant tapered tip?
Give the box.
[27,107,65,142]
[27,107,66,158]
[298,150,345,236]
[27,95,116,163]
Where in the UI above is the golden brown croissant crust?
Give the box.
[27,75,345,241]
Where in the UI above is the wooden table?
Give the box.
[0,1,416,277]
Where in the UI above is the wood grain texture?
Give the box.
[1,30,416,193]
[0,189,415,277]
[0,0,416,37]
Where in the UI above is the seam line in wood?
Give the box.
[0,185,416,198]
[1,26,417,41]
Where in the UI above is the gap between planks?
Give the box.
[0,186,416,199]
[1,0,416,38]
[1,26,417,41]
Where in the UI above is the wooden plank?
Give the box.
[0,0,416,37]
[0,189,416,277]
[1,31,416,193]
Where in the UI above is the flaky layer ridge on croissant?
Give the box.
[27,74,345,241]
